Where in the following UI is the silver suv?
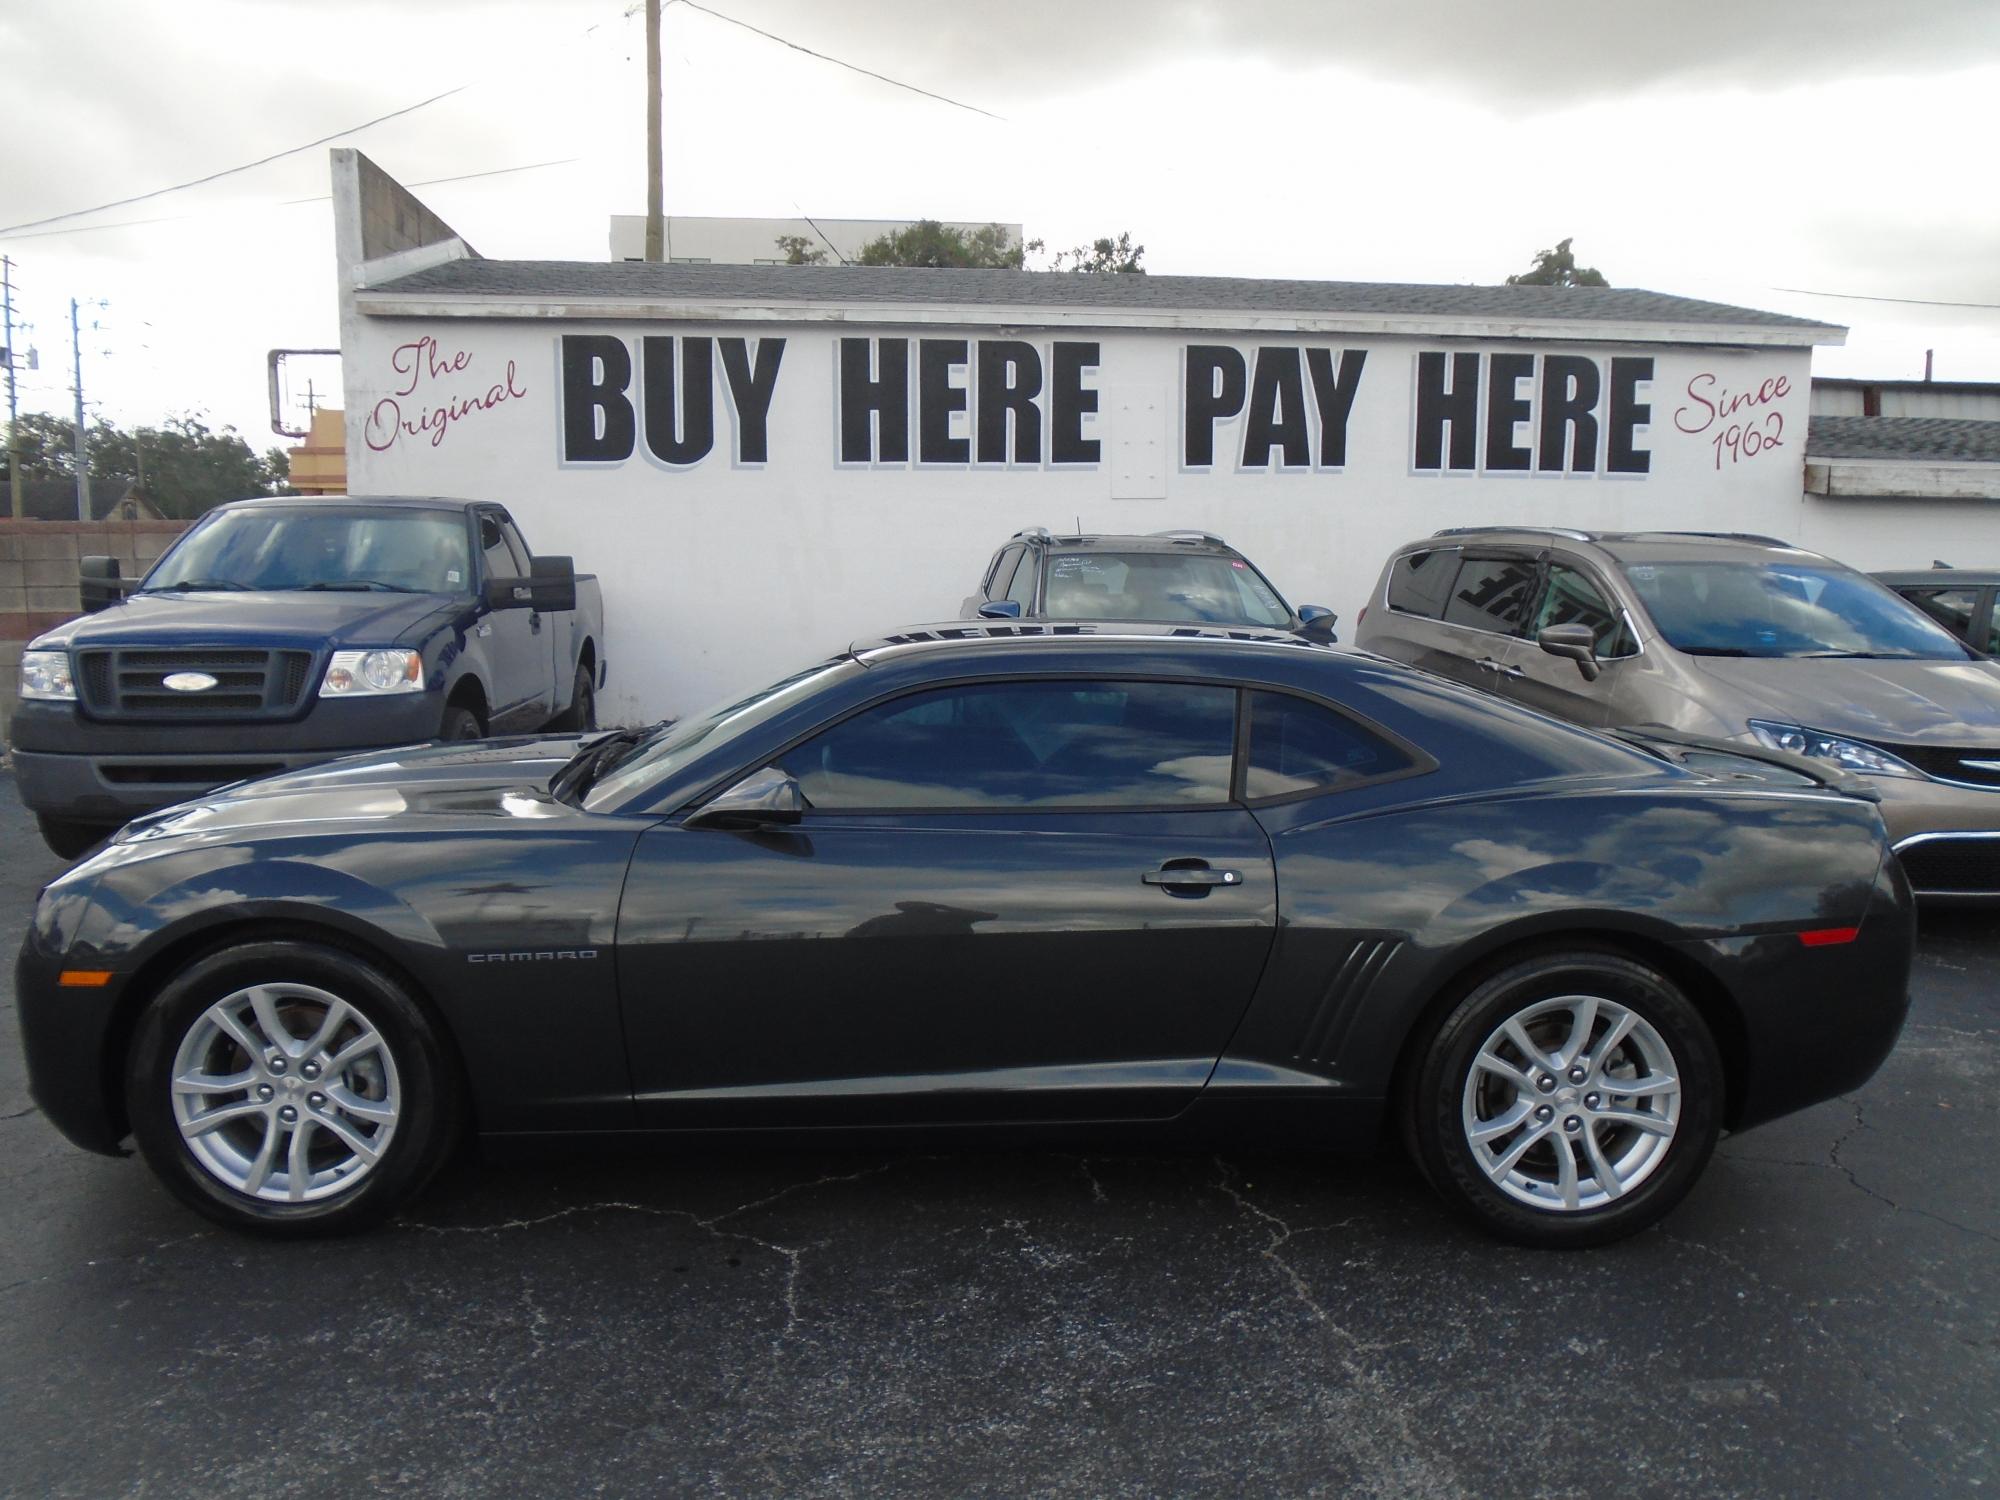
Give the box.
[1354,527,2000,899]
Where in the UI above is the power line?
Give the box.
[0,86,470,237]
[1770,285,2000,312]
[669,0,1005,121]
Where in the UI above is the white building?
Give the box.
[607,214,1022,266]
[334,151,2000,726]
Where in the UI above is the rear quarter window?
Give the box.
[1386,549,1458,619]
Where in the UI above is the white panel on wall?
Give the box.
[1107,386,1167,500]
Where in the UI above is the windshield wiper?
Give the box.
[549,723,667,803]
[144,578,253,593]
[298,580,422,593]
[1679,646,1757,657]
[1793,650,1921,660]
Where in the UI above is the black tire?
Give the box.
[553,661,597,733]
[440,703,483,741]
[37,816,118,860]
[1408,948,1722,1249]
[125,940,461,1237]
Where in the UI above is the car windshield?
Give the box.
[582,657,858,810]
[1042,551,1292,626]
[143,507,473,594]
[1622,560,1973,660]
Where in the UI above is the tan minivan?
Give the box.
[1354,527,2000,899]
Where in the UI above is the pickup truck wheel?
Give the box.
[125,940,460,1236]
[554,663,597,733]
[439,705,482,741]
[37,816,118,860]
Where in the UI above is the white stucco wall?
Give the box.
[344,315,1841,723]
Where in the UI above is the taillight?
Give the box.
[1356,605,1368,626]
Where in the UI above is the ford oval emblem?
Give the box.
[162,671,218,693]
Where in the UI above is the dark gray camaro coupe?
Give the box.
[17,624,1913,1246]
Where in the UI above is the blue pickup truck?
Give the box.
[11,495,605,856]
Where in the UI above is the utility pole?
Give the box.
[644,0,664,263]
[70,297,91,521]
[2,256,22,519]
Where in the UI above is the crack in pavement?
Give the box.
[1829,1097,2000,1247]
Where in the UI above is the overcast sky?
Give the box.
[2,0,1996,450]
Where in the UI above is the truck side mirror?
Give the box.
[79,555,123,613]
[484,557,578,613]
[1537,623,1602,681]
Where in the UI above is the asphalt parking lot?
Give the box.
[1,772,1995,1498]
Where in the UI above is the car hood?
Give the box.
[1688,655,2000,746]
[30,590,461,651]
[110,733,595,843]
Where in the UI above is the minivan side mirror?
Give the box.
[79,555,123,613]
[1297,605,1338,641]
[1538,623,1602,681]
[977,599,1024,620]
[686,766,807,829]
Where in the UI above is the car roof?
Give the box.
[1003,528,1241,556]
[850,619,1319,663]
[211,494,477,514]
[1405,527,1835,567]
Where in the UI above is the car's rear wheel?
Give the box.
[439,703,482,741]
[1409,949,1721,1248]
[554,661,597,733]
[126,941,459,1236]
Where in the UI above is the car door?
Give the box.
[474,507,543,731]
[1429,548,1541,694]
[1502,557,1639,727]
[615,676,1278,1127]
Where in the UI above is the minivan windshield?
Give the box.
[144,507,473,595]
[1622,560,1973,660]
[1043,551,1292,626]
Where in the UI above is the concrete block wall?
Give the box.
[1,519,190,750]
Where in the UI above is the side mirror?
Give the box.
[1296,605,1338,641]
[484,556,578,613]
[686,766,807,829]
[1538,623,1602,682]
[977,599,1024,620]
[79,555,123,613]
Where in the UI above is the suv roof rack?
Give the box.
[1151,529,1229,547]
[1010,526,1055,544]
[1611,530,1796,547]
[1431,526,1596,543]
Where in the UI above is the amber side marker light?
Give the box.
[57,970,115,988]
[1797,927,1861,948]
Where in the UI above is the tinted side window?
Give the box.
[1244,691,1415,800]
[987,546,1023,600]
[1533,564,1635,657]
[1903,587,1979,643]
[1386,549,1458,619]
[1007,548,1040,609]
[1443,555,1537,635]
[780,680,1237,810]
[499,520,533,576]
[478,513,521,580]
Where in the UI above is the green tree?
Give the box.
[773,233,828,266]
[11,411,285,517]
[1506,237,1609,288]
[854,220,1025,269]
[1044,232,1145,274]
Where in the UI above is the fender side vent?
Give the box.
[1292,938,1403,1066]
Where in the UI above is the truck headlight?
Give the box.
[19,650,76,701]
[320,649,424,696]
[1748,720,1920,779]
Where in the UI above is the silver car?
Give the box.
[1355,527,2000,899]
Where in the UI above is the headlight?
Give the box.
[320,649,424,697]
[1748,720,1920,779]
[19,649,76,701]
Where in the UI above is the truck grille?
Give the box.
[75,647,317,722]
[1868,742,2000,790]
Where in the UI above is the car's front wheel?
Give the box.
[1409,949,1722,1248]
[125,941,459,1236]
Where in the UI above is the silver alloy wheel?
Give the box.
[169,982,401,1204]
[1461,993,1681,1212]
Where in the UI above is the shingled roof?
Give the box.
[1807,416,2000,463]
[369,260,1835,334]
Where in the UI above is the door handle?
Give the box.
[1143,863,1243,888]
[1478,658,1524,679]
[530,612,543,634]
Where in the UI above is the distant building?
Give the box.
[607,214,1022,266]
[285,409,347,495]
[1811,376,2000,420]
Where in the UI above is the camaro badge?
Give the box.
[162,672,219,692]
